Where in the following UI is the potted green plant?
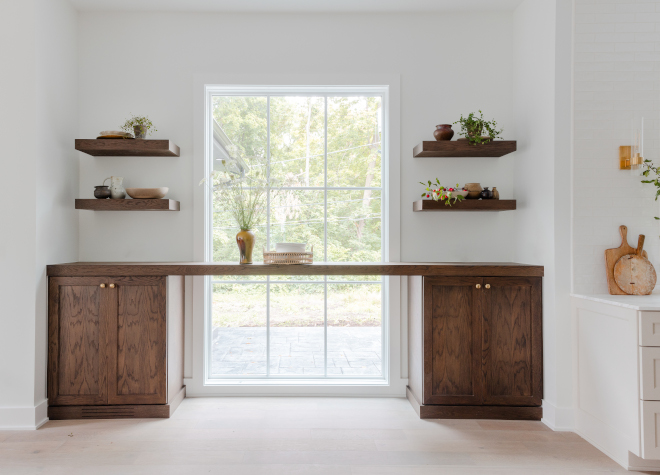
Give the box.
[420,179,467,206]
[121,114,157,139]
[454,110,503,145]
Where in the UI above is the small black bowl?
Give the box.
[94,185,111,199]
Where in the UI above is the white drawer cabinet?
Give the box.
[642,401,660,460]
[572,296,660,471]
[640,347,660,400]
[640,312,660,347]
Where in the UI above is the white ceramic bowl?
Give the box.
[275,243,306,253]
[445,189,468,199]
[125,187,169,199]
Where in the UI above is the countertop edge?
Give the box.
[571,293,660,311]
[47,262,545,277]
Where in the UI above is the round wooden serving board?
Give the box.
[613,234,656,295]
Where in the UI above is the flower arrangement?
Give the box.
[420,179,467,206]
[200,163,268,231]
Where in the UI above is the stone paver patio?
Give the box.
[211,327,382,377]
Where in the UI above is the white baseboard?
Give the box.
[183,377,409,397]
[0,399,48,430]
[541,399,574,431]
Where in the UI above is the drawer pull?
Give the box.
[485,284,491,289]
[476,284,481,289]
[109,283,115,289]
[100,283,105,288]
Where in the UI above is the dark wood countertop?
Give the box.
[47,262,544,277]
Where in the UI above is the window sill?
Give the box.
[203,378,389,386]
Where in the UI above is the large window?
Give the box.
[206,86,386,380]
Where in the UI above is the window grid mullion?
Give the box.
[324,95,329,378]
[266,95,271,378]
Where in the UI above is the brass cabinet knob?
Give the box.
[476,284,481,289]
[109,283,115,289]
[485,284,491,289]
[100,283,106,288]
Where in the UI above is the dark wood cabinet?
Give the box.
[48,276,184,419]
[408,275,542,420]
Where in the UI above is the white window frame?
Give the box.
[189,74,404,396]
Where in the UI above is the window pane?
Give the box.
[211,283,267,376]
[327,96,382,188]
[212,96,267,182]
[270,283,324,376]
[270,96,325,188]
[327,190,381,262]
[327,283,382,377]
[269,190,324,253]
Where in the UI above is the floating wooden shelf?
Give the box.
[413,199,516,212]
[76,199,180,211]
[413,140,517,157]
[75,139,180,157]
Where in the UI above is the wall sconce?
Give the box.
[620,145,631,170]
[620,116,644,173]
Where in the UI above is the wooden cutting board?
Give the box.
[614,235,657,295]
[604,225,648,295]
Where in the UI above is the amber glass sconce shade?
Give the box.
[620,145,631,170]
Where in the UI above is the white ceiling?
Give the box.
[69,0,524,13]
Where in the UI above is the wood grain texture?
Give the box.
[108,277,167,405]
[413,140,517,157]
[48,404,172,420]
[47,262,544,277]
[423,277,483,405]
[407,276,424,405]
[604,225,648,295]
[408,385,541,420]
[413,200,516,212]
[614,253,657,296]
[482,277,542,406]
[48,277,109,406]
[75,199,180,211]
[166,276,185,404]
[75,139,180,157]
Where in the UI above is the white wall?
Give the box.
[0,0,78,429]
[573,0,660,295]
[77,11,517,263]
[34,0,80,420]
[513,0,573,430]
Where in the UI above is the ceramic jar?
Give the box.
[480,187,494,200]
[236,230,255,264]
[94,185,111,199]
[492,187,500,200]
[433,124,454,141]
[464,183,483,199]
[104,176,126,199]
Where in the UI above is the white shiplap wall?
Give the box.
[573,0,660,294]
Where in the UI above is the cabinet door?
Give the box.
[423,277,483,405]
[48,277,110,405]
[107,276,167,405]
[481,277,542,406]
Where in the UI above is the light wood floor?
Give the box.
[0,397,649,474]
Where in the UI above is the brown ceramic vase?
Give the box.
[236,230,255,264]
[464,183,483,199]
[433,124,455,141]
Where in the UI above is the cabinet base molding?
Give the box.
[48,386,186,420]
[407,387,542,420]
